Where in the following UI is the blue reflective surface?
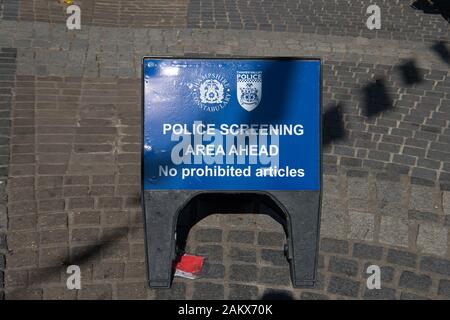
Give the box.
[143,58,321,191]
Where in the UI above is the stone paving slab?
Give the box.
[0,20,449,74]
[186,0,450,42]
[1,0,449,43]
[0,47,15,300]
[1,0,189,28]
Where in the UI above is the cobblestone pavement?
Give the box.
[0,0,449,300]
[0,47,15,300]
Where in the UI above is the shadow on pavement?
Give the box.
[260,289,294,300]
[7,225,131,297]
[322,103,346,146]
[411,0,450,23]
[431,41,450,66]
[64,228,130,266]
[396,59,424,86]
[176,193,287,256]
[362,79,393,117]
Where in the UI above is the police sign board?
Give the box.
[142,58,321,191]
[142,57,322,288]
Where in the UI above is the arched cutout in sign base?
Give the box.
[142,57,322,288]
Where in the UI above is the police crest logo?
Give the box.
[191,73,231,112]
[237,71,262,111]
[200,79,224,104]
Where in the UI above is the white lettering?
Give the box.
[66,5,81,30]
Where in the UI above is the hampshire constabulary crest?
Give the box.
[190,73,231,112]
[200,79,224,104]
[237,71,262,112]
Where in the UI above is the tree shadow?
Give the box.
[396,59,424,86]
[7,221,133,297]
[362,79,393,117]
[411,0,450,23]
[431,41,450,66]
[322,103,346,146]
[63,228,130,266]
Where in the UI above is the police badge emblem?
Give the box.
[237,71,262,111]
[199,79,224,104]
[191,74,231,112]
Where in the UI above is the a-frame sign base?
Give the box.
[143,190,321,288]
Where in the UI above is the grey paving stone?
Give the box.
[320,238,349,255]
[416,223,448,257]
[229,247,256,263]
[347,173,369,199]
[328,256,359,277]
[443,192,450,215]
[411,177,436,188]
[399,292,430,300]
[408,210,440,223]
[0,47,15,299]
[384,163,410,175]
[195,228,223,243]
[195,244,223,262]
[227,230,255,244]
[348,211,374,241]
[323,175,341,197]
[258,267,290,286]
[77,284,112,300]
[261,249,288,267]
[201,262,225,280]
[228,284,258,300]
[399,271,432,293]
[1,1,19,21]
[379,216,409,247]
[257,232,284,247]
[320,197,348,239]
[348,198,370,212]
[438,279,450,299]
[300,292,330,300]
[229,264,258,282]
[340,157,362,168]
[409,185,437,212]
[0,234,6,250]
[193,282,224,300]
[327,276,360,298]
[411,168,437,182]
[376,179,405,218]
[353,243,384,260]
[386,249,417,268]
[445,215,450,227]
[420,256,450,277]
[363,287,397,300]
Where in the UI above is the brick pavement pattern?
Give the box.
[0,47,15,300]
[1,0,449,42]
[1,0,188,28]
[0,0,450,299]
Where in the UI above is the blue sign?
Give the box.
[143,58,321,191]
